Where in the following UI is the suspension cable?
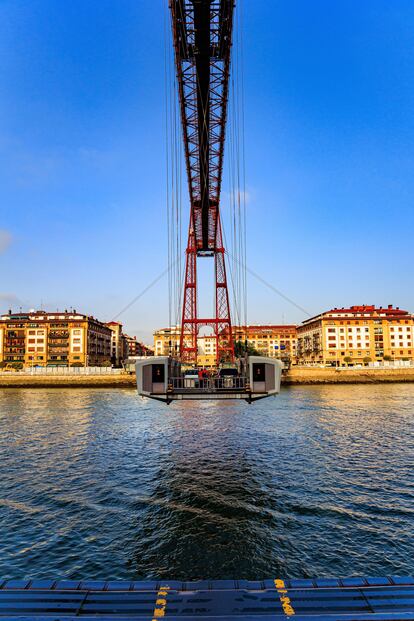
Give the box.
[225,249,312,318]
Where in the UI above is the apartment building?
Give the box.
[153,326,217,368]
[297,305,414,366]
[233,325,297,362]
[105,321,128,367]
[124,334,153,358]
[154,324,297,367]
[154,326,181,357]
[0,310,112,367]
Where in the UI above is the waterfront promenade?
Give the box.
[1,366,414,387]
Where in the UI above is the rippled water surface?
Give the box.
[1,385,413,580]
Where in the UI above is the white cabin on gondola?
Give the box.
[136,356,282,404]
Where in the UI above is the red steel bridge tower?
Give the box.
[170,0,235,366]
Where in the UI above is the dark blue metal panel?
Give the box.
[0,577,413,619]
[392,577,414,586]
[131,581,159,591]
[341,577,368,587]
[3,581,30,590]
[28,581,55,590]
[54,581,81,591]
[79,581,106,591]
[290,579,315,588]
[366,578,392,587]
[106,582,132,591]
[315,579,341,587]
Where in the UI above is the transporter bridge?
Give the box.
[136,0,282,402]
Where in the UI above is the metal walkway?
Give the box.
[0,577,413,620]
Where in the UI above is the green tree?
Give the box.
[383,355,392,361]
[234,340,260,357]
[363,356,372,365]
[343,356,352,365]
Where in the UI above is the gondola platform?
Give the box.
[135,356,283,403]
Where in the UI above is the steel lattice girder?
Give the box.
[170,0,234,252]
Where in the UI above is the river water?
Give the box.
[0,385,413,580]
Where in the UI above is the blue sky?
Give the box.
[1,0,414,343]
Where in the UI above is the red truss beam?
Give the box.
[170,0,235,366]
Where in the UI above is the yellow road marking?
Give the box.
[274,579,295,616]
[152,585,170,621]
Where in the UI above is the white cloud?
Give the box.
[0,293,23,311]
[0,230,12,254]
[222,188,251,207]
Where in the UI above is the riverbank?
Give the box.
[0,374,136,388]
[284,366,414,384]
[1,367,414,387]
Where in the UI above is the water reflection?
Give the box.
[0,386,413,579]
[131,401,286,578]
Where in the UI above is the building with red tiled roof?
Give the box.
[297,305,414,366]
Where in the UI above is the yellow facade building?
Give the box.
[233,325,297,362]
[153,326,218,368]
[0,310,112,368]
[154,324,298,367]
[297,305,414,366]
